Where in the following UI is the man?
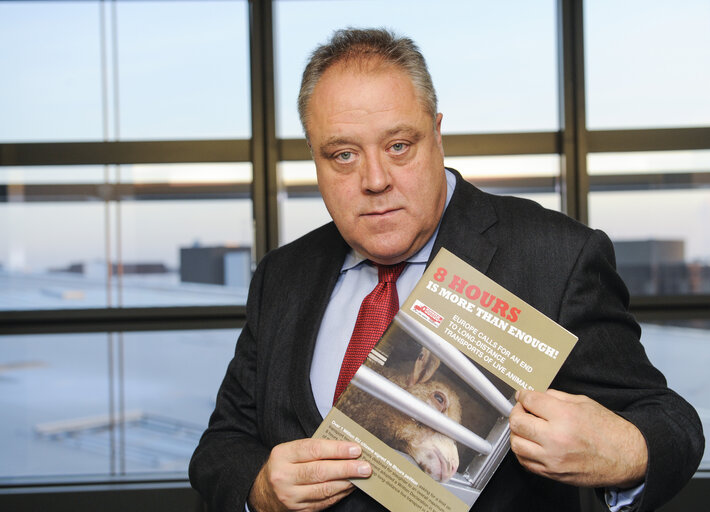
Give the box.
[190,29,703,511]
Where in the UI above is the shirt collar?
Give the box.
[340,168,457,272]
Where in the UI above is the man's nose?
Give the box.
[361,153,391,194]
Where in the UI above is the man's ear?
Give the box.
[435,113,444,158]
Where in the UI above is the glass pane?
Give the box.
[116,0,250,140]
[589,151,709,296]
[121,330,236,474]
[585,0,710,129]
[278,161,330,246]
[121,162,252,184]
[446,154,560,179]
[0,202,109,310]
[446,155,561,212]
[0,1,250,143]
[0,163,254,310]
[589,189,710,295]
[0,333,109,480]
[640,321,710,469]
[0,329,237,481]
[0,1,103,142]
[0,166,106,185]
[116,198,253,307]
[588,150,710,176]
[274,0,558,138]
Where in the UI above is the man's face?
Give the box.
[306,61,447,265]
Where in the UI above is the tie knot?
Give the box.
[375,262,407,283]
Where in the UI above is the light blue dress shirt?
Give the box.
[306,168,642,511]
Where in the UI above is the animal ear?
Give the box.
[408,348,441,386]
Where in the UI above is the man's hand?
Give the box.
[247,438,372,512]
[509,389,648,488]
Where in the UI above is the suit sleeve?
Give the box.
[189,256,271,511]
[554,229,704,511]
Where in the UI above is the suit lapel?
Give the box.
[430,169,498,274]
[288,226,350,435]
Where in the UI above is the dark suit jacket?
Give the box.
[189,169,703,512]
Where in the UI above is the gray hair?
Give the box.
[297,28,438,136]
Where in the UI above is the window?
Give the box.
[1,0,708,504]
[274,0,558,138]
[274,0,559,244]
[0,163,253,310]
[585,0,710,129]
[1,0,251,487]
[588,151,710,296]
[0,329,236,479]
[446,155,562,211]
[0,2,104,142]
[115,1,250,140]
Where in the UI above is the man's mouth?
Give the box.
[362,207,401,217]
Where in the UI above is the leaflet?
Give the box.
[314,248,578,511]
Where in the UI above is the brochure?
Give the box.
[314,248,578,512]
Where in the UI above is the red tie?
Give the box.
[333,262,406,403]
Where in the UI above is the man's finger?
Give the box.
[266,471,358,511]
[509,401,548,444]
[509,430,545,461]
[513,452,551,478]
[516,389,565,420]
[294,459,372,486]
[283,438,363,464]
[300,485,357,511]
[282,460,370,510]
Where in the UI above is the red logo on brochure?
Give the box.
[411,300,443,327]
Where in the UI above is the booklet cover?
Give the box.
[314,248,578,512]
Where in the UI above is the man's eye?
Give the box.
[391,143,407,152]
[336,151,352,161]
